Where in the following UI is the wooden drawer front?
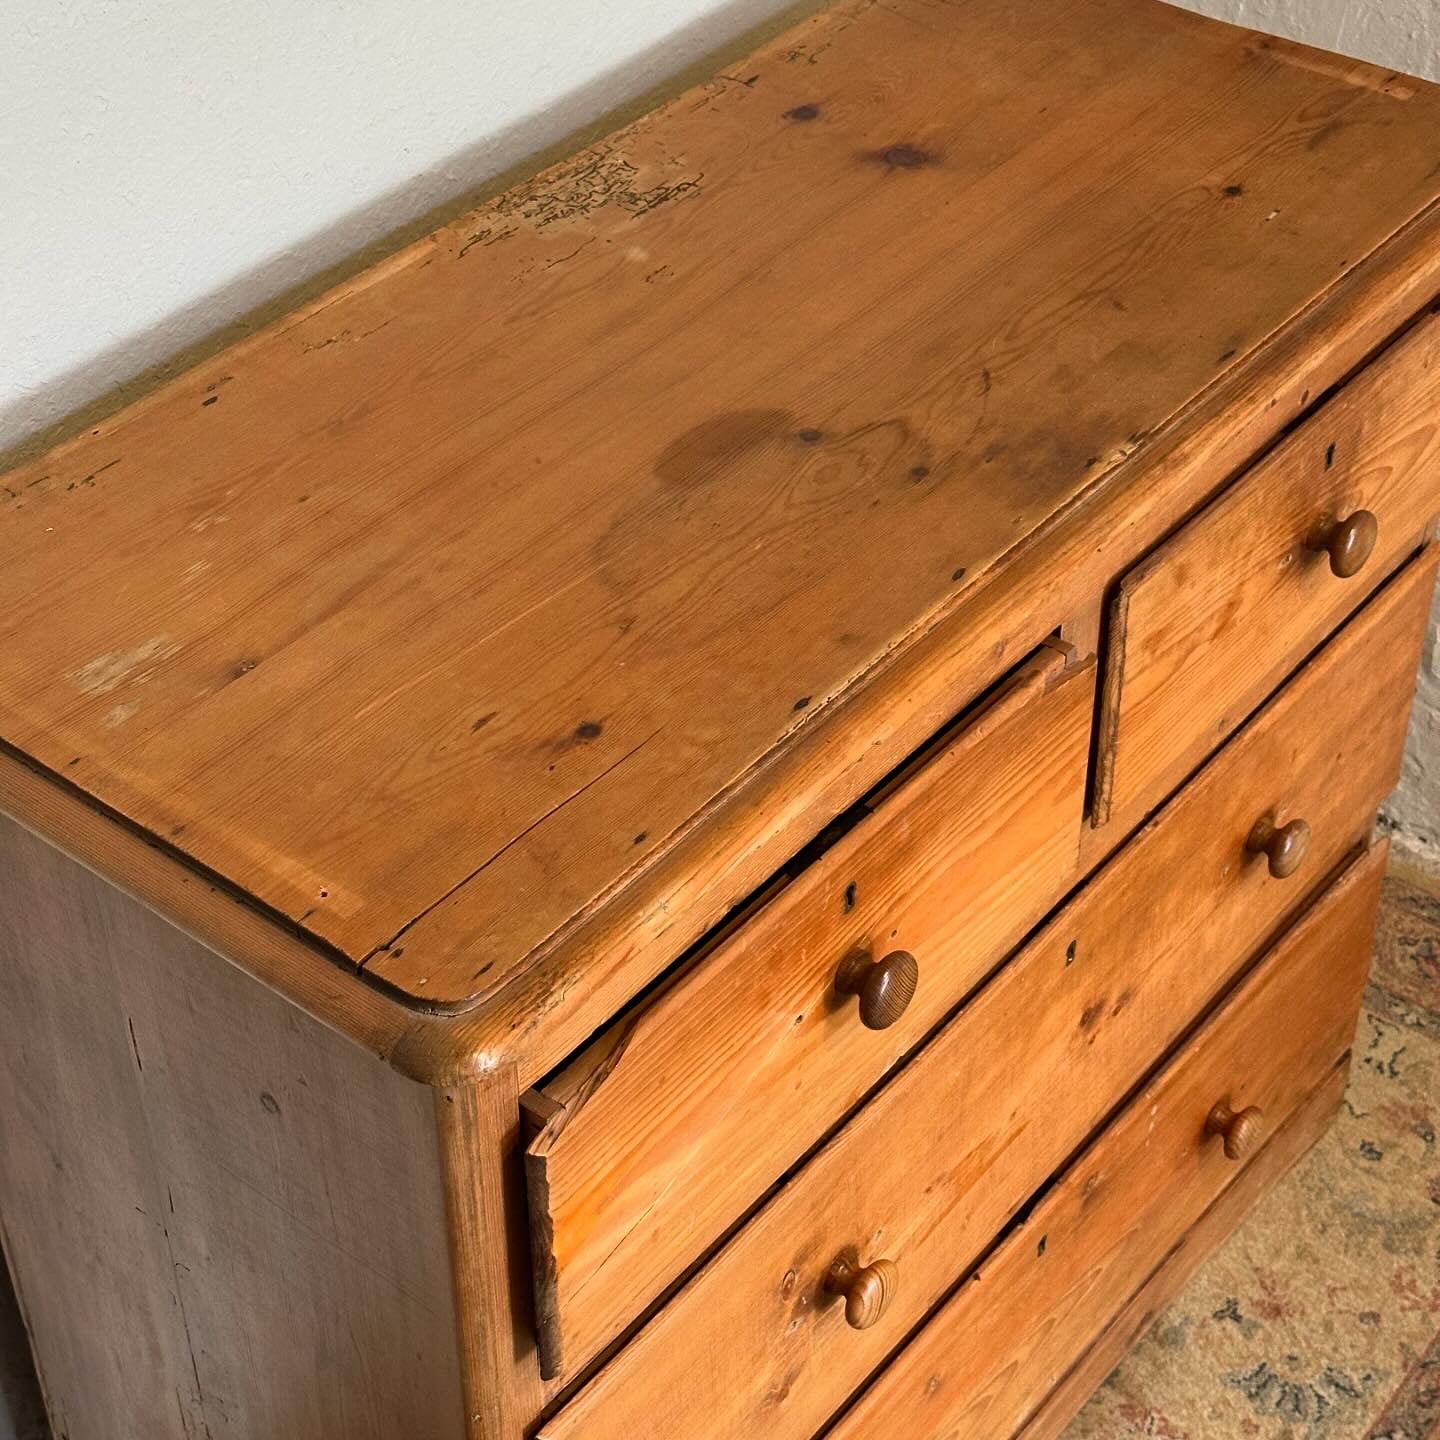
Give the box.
[829,843,1383,1440]
[525,645,1094,1377]
[1095,310,1440,830]
[537,556,1429,1440]
[1014,1063,1348,1440]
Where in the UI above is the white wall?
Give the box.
[0,0,808,461]
[1180,0,1437,76]
[0,4,802,1429]
[1,2,1438,1435]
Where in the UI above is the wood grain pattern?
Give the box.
[0,7,1436,1434]
[419,214,1440,1087]
[1095,312,1440,830]
[1205,1100,1266,1160]
[1012,1062,1351,1440]
[536,556,1428,1440]
[0,813,466,1440]
[1,0,1437,1027]
[828,843,1382,1440]
[0,745,423,1069]
[834,1032,1363,1440]
[523,645,1092,1378]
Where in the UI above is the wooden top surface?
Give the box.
[4,0,1439,1018]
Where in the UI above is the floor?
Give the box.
[3,865,1438,1440]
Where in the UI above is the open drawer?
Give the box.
[523,642,1095,1378]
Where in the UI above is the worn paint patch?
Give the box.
[70,637,179,697]
[3,457,119,509]
[103,701,140,729]
[300,318,394,354]
[492,147,704,232]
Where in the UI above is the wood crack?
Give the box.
[361,726,665,973]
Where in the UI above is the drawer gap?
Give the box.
[525,634,1072,1105]
[530,827,1360,1430]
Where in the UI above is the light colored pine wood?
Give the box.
[0,813,467,1440]
[0,0,1437,1038]
[536,552,1430,1440]
[828,840,1385,1440]
[524,645,1093,1377]
[0,746,424,1070]
[1012,1062,1351,1440]
[1095,311,1440,830]
[425,223,1440,1086]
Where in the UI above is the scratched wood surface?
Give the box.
[526,548,1436,1381]
[3,0,1439,1015]
[1095,311,1440,832]
[0,812,467,1440]
[1011,1063,1347,1440]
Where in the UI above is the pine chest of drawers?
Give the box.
[3,1,1440,1436]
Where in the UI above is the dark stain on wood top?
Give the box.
[2,0,1439,1015]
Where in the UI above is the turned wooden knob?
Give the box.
[1307,509,1378,578]
[1246,815,1311,879]
[1206,1100,1264,1160]
[835,950,919,1030]
[825,1254,898,1329]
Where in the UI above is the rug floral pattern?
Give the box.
[1064,869,1440,1440]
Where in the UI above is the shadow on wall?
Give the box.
[0,0,821,471]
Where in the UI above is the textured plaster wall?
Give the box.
[1,3,1438,1437]
[1180,0,1437,77]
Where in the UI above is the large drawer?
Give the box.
[1094,310,1440,831]
[828,841,1384,1440]
[536,550,1433,1440]
[524,642,1095,1376]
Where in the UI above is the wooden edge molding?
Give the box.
[3,208,1439,1091]
[1090,583,1130,829]
[523,1126,566,1383]
[0,743,419,1069]
[433,1069,548,1437]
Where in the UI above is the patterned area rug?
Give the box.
[1065,865,1440,1440]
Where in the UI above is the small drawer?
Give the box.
[1095,310,1440,831]
[828,841,1383,1440]
[524,642,1095,1378]
[536,553,1429,1440]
